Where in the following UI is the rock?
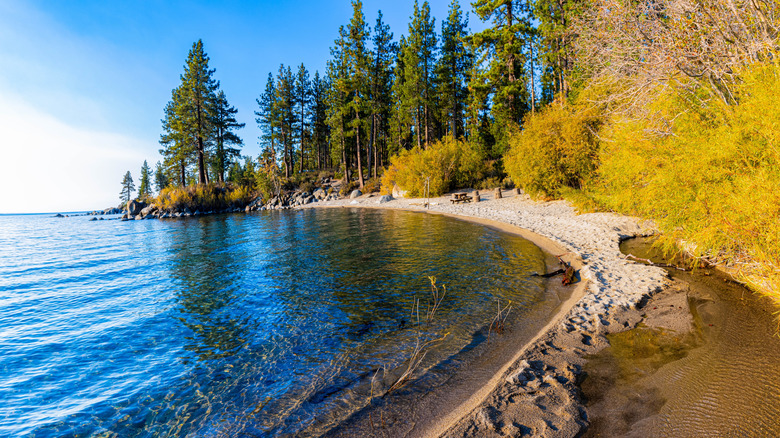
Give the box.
[90,217,97,221]
[350,200,359,205]
[313,188,326,200]
[134,215,144,220]
[139,204,156,217]
[377,194,393,204]
[127,200,147,216]
[54,213,64,218]
[349,189,362,199]
[392,184,407,198]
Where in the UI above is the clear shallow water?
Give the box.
[0,208,546,437]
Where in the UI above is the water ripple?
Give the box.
[0,209,547,437]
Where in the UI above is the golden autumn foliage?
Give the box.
[381,136,487,197]
[157,183,254,212]
[583,62,780,301]
[504,102,603,198]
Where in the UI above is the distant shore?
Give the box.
[303,189,671,437]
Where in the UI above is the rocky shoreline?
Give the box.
[109,179,391,221]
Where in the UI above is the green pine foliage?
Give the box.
[138,160,152,200]
[119,171,135,204]
[154,161,169,193]
[211,90,245,184]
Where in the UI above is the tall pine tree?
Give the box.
[310,71,330,169]
[471,0,535,153]
[326,26,352,181]
[120,171,135,204]
[138,160,152,199]
[345,0,371,188]
[211,90,244,183]
[160,85,191,187]
[154,161,169,193]
[369,10,395,177]
[397,1,437,148]
[294,64,311,173]
[436,0,472,138]
[179,39,219,184]
[256,72,279,166]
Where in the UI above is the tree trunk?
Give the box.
[300,105,305,174]
[530,40,536,114]
[416,106,422,149]
[372,114,378,178]
[355,109,364,189]
[282,128,290,178]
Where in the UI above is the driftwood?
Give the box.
[625,254,687,271]
[531,255,577,285]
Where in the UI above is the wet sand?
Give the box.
[581,238,780,437]
[302,191,780,437]
[303,190,668,437]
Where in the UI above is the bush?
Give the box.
[589,62,780,301]
[363,177,382,193]
[504,102,603,199]
[157,183,255,212]
[381,136,487,197]
[339,180,361,197]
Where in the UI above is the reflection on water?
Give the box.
[0,209,547,437]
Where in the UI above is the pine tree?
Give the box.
[160,85,192,187]
[436,0,472,138]
[294,64,311,173]
[256,72,279,166]
[534,0,578,104]
[211,90,244,183]
[179,39,219,184]
[326,26,352,181]
[154,161,169,193]
[138,160,152,199]
[345,0,371,188]
[389,35,414,155]
[310,71,330,169]
[369,10,396,177]
[120,171,135,204]
[398,0,438,148]
[471,0,535,148]
[275,65,298,178]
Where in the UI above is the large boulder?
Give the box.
[377,195,393,204]
[127,200,147,216]
[392,184,407,199]
[139,204,157,217]
[313,188,326,200]
[349,189,362,199]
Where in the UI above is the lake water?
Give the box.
[0,208,548,437]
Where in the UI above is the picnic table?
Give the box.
[450,192,473,204]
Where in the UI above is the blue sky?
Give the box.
[0,0,487,214]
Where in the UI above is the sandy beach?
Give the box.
[299,188,676,437]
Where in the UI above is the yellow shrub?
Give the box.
[591,62,780,300]
[504,102,603,199]
[156,183,256,212]
[381,136,486,197]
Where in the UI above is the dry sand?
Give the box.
[301,189,675,437]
